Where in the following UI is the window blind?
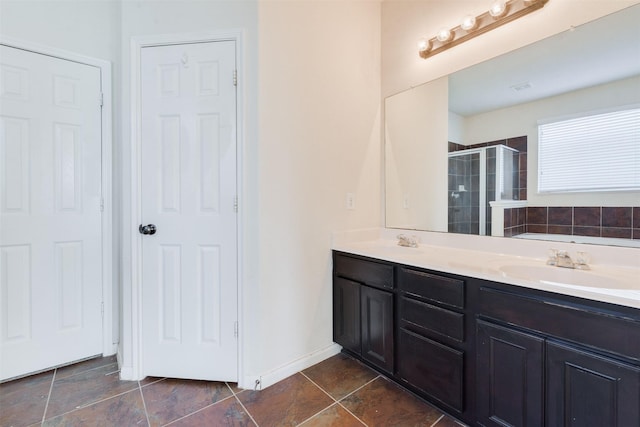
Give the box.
[538,108,640,193]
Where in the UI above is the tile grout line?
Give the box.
[40,368,57,424]
[138,379,152,427]
[334,374,380,402]
[42,385,141,422]
[160,394,237,426]
[298,400,368,427]
[71,369,136,409]
[297,371,375,427]
[139,377,167,388]
[54,359,120,382]
[332,377,379,427]
[295,372,341,427]
[430,414,445,427]
[226,382,260,427]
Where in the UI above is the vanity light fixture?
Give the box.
[489,0,508,18]
[418,0,549,59]
[417,38,431,53]
[461,15,478,32]
[436,28,453,42]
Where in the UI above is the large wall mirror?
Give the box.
[385,4,640,247]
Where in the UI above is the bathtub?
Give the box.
[513,233,640,248]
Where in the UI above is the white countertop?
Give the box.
[332,230,640,310]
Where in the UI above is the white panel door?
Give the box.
[140,41,237,381]
[0,45,103,380]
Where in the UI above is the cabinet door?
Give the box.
[333,277,361,354]
[476,320,544,427]
[360,285,394,373]
[397,328,464,412]
[546,341,640,427]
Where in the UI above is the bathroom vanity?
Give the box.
[332,244,640,426]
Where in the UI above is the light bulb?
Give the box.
[436,28,452,42]
[489,0,508,17]
[417,38,431,52]
[461,15,477,31]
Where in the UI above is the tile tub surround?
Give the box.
[0,352,464,427]
[503,206,527,237]
[332,228,640,309]
[449,135,528,202]
[507,206,640,240]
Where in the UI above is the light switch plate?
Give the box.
[346,192,356,210]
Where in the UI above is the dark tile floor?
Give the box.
[0,352,465,427]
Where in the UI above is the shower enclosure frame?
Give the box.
[448,145,519,236]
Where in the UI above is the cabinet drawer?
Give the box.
[398,268,464,309]
[397,328,464,412]
[478,286,640,362]
[334,254,394,290]
[400,296,464,342]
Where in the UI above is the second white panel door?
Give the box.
[140,41,237,381]
[0,45,103,381]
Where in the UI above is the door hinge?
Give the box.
[99,92,104,108]
[234,321,238,338]
[101,302,104,318]
[233,196,238,213]
[233,70,237,86]
[100,197,104,212]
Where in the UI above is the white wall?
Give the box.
[381,0,640,98]
[257,0,381,380]
[1,0,381,385]
[386,77,448,230]
[462,76,640,207]
[0,0,120,62]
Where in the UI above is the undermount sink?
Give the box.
[497,264,632,289]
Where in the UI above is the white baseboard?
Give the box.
[239,343,342,390]
[119,366,135,381]
[117,349,139,381]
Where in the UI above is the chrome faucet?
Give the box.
[547,249,590,270]
[556,250,575,268]
[397,234,419,248]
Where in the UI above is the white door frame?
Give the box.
[0,36,115,357]
[128,30,244,381]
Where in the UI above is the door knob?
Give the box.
[139,224,157,235]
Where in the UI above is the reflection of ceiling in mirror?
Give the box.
[449,4,640,117]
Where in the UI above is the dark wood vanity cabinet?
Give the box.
[477,318,640,427]
[333,253,394,374]
[477,284,640,427]
[332,250,640,426]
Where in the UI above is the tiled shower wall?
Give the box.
[503,206,640,240]
[449,135,528,201]
[448,154,477,234]
[449,136,528,236]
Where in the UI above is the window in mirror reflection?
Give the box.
[538,107,640,193]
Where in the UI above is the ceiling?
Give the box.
[449,4,640,117]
